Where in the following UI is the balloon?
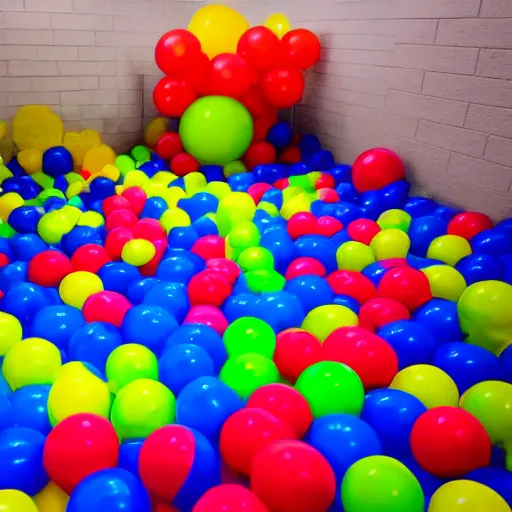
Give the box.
[34,482,69,512]
[59,271,104,309]
[193,484,269,512]
[422,265,466,301]
[208,53,251,98]
[155,29,202,75]
[223,316,276,358]
[0,490,38,512]
[27,249,73,287]
[465,467,512,507]
[447,212,494,240]
[0,311,22,356]
[336,241,375,272]
[42,146,73,177]
[237,26,280,71]
[8,385,52,435]
[250,440,336,512]
[352,149,406,193]
[281,29,321,69]
[262,67,305,108]
[301,304,358,341]
[427,235,472,266]
[153,77,197,118]
[370,228,411,260]
[264,13,292,39]
[180,96,254,165]
[359,298,411,332]
[378,267,432,311]
[188,5,249,58]
[456,253,505,285]
[341,456,424,512]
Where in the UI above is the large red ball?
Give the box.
[447,211,494,240]
[102,195,132,217]
[280,29,321,70]
[323,326,398,390]
[43,413,119,494]
[71,244,111,273]
[188,269,232,307]
[220,408,294,476]
[171,152,200,177]
[285,257,326,280]
[237,26,281,71]
[105,209,138,232]
[153,77,197,118]
[183,305,229,335]
[240,87,272,118]
[243,141,277,169]
[82,291,131,327]
[347,219,381,245]
[262,68,305,109]
[121,187,146,216]
[28,250,73,287]
[156,132,183,160]
[352,148,406,193]
[359,298,411,332]
[193,485,269,512]
[208,53,251,99]
[410,407,491,478]
[327,270,377,305]
[250,440,336,512]
[205,258,241,285]
[191,235,225,260]
[155,29,202,75]
[133,218,167,242]
[287,212,319,240]
[316,216,343,237]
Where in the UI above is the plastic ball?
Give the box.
[188,269,232,307]
[0,490,38,512]
[422,265,467,301]
[71,243,111,273]
[2,282,52,327]
[83,290,132,327]
[413,298,463,343]
[370,228,411,260]
[427,235,472,266]
[465,467,512,507]
[27,250,73,287]
[193,484,269,512]
[223,316,276,359]
[0,311,22,356]
[328,270,377,305]
[33,481,69,512]
[359,298,411,332]
[59,271,104,309]
[301,304,358,341]
[42,146,73,178]
[448,211,493,240]
[8,384,52,435]
[336,241,375,272]
[121,238,156,266]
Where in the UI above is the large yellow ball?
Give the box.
[0,311,23,356]
[0,490,38,512]
[34,482,69,512]
[59,271,104,309]
[302,305,359,342]
[121,239,156,266]
[427,234,472,266]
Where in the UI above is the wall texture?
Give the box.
[0,0,511,218]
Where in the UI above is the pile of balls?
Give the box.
[0,132,511,512]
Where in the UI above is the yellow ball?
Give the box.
[0,490,38,512]
[121,238,156,266]
[280,193,312,221]
[302,305,359,342]
[160,208,191,234]
[0,311,23,356]
[34,482,69,512]
[37,211,67,244]
[217,191,256,236]
[390,364,459,408]
[59,271,104,309]
[264,13,292,38]
[184,172,207,195]
[336,241,375,272]
[223,161,247,178]
[17,148,42,175]
[427,235,472,267]
[152,171,177,187]
[370,228,411,260]
[123,170,150,189]
[428,480,510,512]
[377,209,412,232]
[77,210,105,228]
[258,201,279,217]
[2,337,62,391]
[0,192,24,222]
[422,265,467,302]
[144,117,168,147]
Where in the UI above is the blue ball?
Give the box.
[284,275,333,313]
[156,255,197,284]
[260,231,296,274]
[260,188,283,210]
[336,182,361,203]
[404,197,438,218]
[308,150,335,170]
[228,172,255,192]
[399,457,446,507]
[140,197,168,220]
[378,320,437,369]
[138,161,159,178]
[179,193,219,222]
[42,146,73,178]
[0,394,12,430]
[295,235,337,273]
[10,233,48,261]
[118,440,143,478]
[159,344,215,395]
[360,190,386,220]
[89,177,116,201]
[381,180,410,210]
[332,294,360,314]
[466,467,512,506]
[177,376,243,442]
[434,341,502,394]
[7,206,43,234]
[30,305,86,352]
[362,389,427,458]
[0,261,28,292]
[330,164,352,184]
[143,281,189,324]
[472,227,512,256]
[192,215,219,237]
[2,282,50,327]
[8,385,51,435]
[67,468,151,512]
[0,427,48,495]
[298,134,322,159]
[500,344,512,384]
[126,278,160,305]
[168,226,199,250]
[99,262,141,295]
[456,253,505,285]
[222,292,260,323]
[413,298,463,344]
[62,226,105,256]
[267,121,293,150]
[255,291,305,332]
[409,216,448,257]
[433,205,462,222]
[201,165,224,182]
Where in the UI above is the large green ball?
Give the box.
[179,96,254,165]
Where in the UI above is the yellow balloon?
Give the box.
[0,490,38,512]
[336,241,375,272]
[428,480,510,512]
[390,364,459,409]
[0,311,23,356]
[206,181,232,200]
[189,4,250,58]
[377,209,411,232]
[302,305,359,342]
[264,13,292,39]
[77,210,105,228]
[123,170,150,189]
[184,172,207,195]
[0,192,24,222]
[217,191,256,236]
[422,265,466,302]
[2,337,61,391]
[83,144,116,175]
[160,208,191,234]
[427,235,472,267]
[59,271,104,309]
[0,120,7,139]
[121,239,156,266]
[34,482,69,512]
[144,117,168,147]
[17,148,42,175]
[63,129,102,169]
[370,228,411,260]
[99,163,120,182]
[12,105,63,152]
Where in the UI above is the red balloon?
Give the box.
[316,216,343,237]
[280,29,321,70]
[193,484,269,512]
[262,67,305,108]
[43,413,119,494]
[133,218,167,242]
[170,152,200,177]
[102,195,132,217]
[105,209,139,232]
[183,305,229,335]
[188,269,232,307]
[279,146,301,164]
[121,187,146,216]
[248,182,273,204]
[82,291,132,327]
[205,258,241,285]
[237,26,281,71]
[287,212,320,240]
[250,440,336,512]
[410,407,491,478]
[352,148,406,193]
[208,53,251,99]
[181,52,211,95]
[241,87,272,118]
[220,408,294,475]
[156,132,183,160]
[253,112,279,142]
[377,267,432,311]
[71,243,111,273]
[153,77,197,118]
[28,250,73,287]
[155,29,202,75]
[327,270,377,305]
[285,257,326,280]
[347,219,381,245]
[191,235,225,260]
[243,141,277,169]
[358,297,411,332]
[273,328,323,382]
[247,384,313,438]
[323,326,398,390]
[447,211,494,240]
[105,227,134,260]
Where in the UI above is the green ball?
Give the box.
[341,456,424,512]
[295,361,364,417]
[223,317,276,359]
[179,96,254,165]
[245,269,285,293]
[238,247,274,272]
[131,145,151,164]
[115,154,136,175]
[220,353,279,400]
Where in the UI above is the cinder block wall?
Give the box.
[1,0,511,218]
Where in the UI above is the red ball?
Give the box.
[28,250,73,287]
[327,270,377,305]
[316,216,343,237]
[153,77,197,118]
[410,407,491,478]
[205,258,241,285]
[273,178,289,190]
[181,52,211,96]
[262,68,305,109]
[315,173,335,190]
[377,267,432,311]
[280,29,321,70]
[323,326,398,390]
[287,212,319,240]
[447,211,494,240]
[0,253,10,269]
[285,257,326,280]
[139,238,167,277]
[133,218,167,242]
[220,408,294,476]
[171,152,200,177]
[248,183,273,204]
[358,297,411,332]
[104,227,134,261]
[71,244,111,273]
[188,269,232,307]
[43,413,119,494]
[237,26,281,71]
[352,148,406,193]
[105,209,138,232]
[243,141,277,169]
[156,132,183,160]
[102,195,132,217]
[183,305,229,335]
[240,87,272,118]
[247,384,313,438]
[250,440,336,512]
[155,29,202,75]
[274,328,323,383]
[82,291,131,327]
[347,219,381,245]
[121,187,147,216]
[191,235,225,260]
[253,111,279,142]
[193,484,269,512]
[279,146,301,164]
[316,188,339,203]
[208,53,251,99]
